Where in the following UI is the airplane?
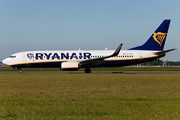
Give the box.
[2,19,175,73]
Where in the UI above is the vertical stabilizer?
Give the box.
[129,20,170,51]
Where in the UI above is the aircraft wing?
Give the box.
[79,44,123,66]
[154,48,176,55]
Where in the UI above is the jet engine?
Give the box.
[61,61,79,71]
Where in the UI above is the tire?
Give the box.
[85,68,91,73]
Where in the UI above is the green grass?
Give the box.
[0,71,180,119]
[0,66,180,73]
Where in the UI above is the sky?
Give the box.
[1,0,180,61]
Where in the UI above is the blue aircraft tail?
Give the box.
[129,19,170,51]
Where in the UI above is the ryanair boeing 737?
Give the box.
[2,20,175,73]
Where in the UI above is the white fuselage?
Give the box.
[2,50,161,68]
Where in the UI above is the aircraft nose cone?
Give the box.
[2,58,9,66]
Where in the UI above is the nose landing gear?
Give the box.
[19,69,22,73]
[13,67,22,73]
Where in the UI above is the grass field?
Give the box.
[0,67,180,119]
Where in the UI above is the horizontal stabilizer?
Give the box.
[154,48,176,55]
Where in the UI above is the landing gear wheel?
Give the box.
[85,68,91,73]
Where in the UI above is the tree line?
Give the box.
[142,60,180,66]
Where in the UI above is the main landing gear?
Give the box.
[85,68,91,73]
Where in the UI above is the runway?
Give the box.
[0,72,180,74]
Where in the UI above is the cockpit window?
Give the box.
[9,56,16,58]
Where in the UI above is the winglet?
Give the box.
[112,44,123,56]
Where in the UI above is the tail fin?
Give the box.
[129,19,171,51]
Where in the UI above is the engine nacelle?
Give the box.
[61,61,79,71]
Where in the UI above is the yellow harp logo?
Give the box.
[153,32,167,46]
